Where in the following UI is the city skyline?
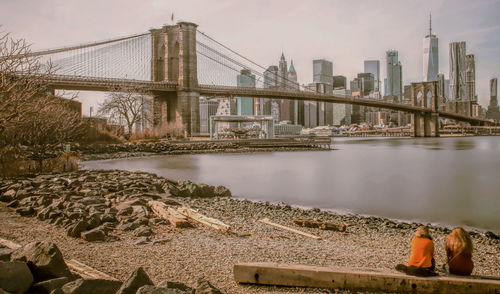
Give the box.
[1,0,499,114]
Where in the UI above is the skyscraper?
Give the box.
[333,75,347,89]
[364,60,380,91]
[490,78,498,108]
[465,54,476,101]
[278,53,288,88]
[385,50,402,99]
[280,59,298,122]
[287,60,300,124]
[312,59,334,125]
[423,14,439,82]
[287,60,298,87]
[260,65,279,116]
[313,59,333,84]
[486,78,500,121]
[437,73,449,103]
[449,41,466,101]
[355,73,375,95]
[236,69,256,115]
[263,65,279,89]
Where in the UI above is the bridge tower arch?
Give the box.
[411,81,440,137]
[150,21,200,136]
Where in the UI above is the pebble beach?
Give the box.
[0,169,499,293]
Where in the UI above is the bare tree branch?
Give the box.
[98,86,152,137]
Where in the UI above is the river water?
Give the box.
[83,137,500,231]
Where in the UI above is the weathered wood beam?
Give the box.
[234,262,500,294]
[66,259,119,281]
[0,237,22,249]
[259,218,321,240]
[177,207,230,233]
[148,200,191,228]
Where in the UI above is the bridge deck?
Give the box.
[42,76,494,125]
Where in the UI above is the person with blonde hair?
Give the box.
[445,227,474,275]
[395,226,437,277]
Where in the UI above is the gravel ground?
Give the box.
[1,191,498,294]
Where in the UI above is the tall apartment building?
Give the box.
[449,42,467,101]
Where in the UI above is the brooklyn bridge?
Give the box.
[15,21,495,137]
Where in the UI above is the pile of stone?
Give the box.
[0,170,231,242]
[0,241,222,294]
[78,141,240,155]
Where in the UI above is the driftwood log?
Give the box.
[293,219,346,232]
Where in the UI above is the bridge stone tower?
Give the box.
[411,81,440,137]
[150,21,199,136]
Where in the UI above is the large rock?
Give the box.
[214,186,231,197]
[0,261,34,294]
[0,247,14,261]
[174,181,203,198]
[31,277,70,294]
[61,279,122,294]
[0,189,16,202]
[80,228,106,242]
[158,281,194,293]
[173,181,230,198]
[16,206,35,216]
[134,226,153,237]
[116,267,153,294]
[67,220,89,238]
[11,242,73,281]
[195,279,221,294]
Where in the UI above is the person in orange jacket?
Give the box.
[395,226,437,277]
[445,227,474,276]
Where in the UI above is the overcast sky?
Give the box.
[1,0,499,114]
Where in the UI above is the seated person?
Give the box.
[395,226,437,277]
[445,227,474,276]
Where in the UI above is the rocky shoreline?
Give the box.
[78,141,328,161]
[1,169,499,293]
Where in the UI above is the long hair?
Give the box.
[445,227,473,255]
[414,226,432,240]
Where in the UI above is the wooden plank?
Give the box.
[148,200,191,228]
[66,259,118,281]
[293,218,346,232]
[0,237,117,281]
[259,218,321,240]
[234,262,500,294]
[0,237,22,249]
[177,207,230,233]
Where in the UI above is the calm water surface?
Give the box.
[83,137,500,231]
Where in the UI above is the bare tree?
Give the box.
[0,30,84,174]
[0,31,54,141]
[98,87,152,137]
[3,98,85,171]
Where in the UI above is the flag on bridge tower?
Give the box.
[171,13,174,24]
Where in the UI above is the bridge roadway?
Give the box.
[45,74,177,92]
[44,76,494,126]
[196,85,495,125]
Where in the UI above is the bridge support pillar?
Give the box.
[150,21,199,136]
[153,91,200,136]
[410,81,440,137]
[412,112,425,137]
